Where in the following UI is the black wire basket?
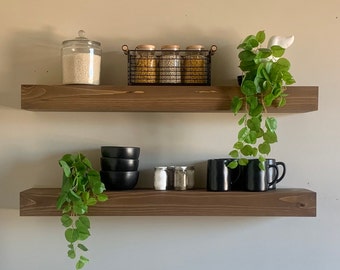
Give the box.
[122,45,217,86]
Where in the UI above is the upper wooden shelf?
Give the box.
[21,85,318,113]
[20,188,316,217]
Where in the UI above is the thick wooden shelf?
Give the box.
[21,85,318,112]
[20,188,316,217]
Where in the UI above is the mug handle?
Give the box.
[275,161,286,184]
[268,164,279,187]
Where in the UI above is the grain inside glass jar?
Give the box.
[184,45,207,84]
[135,44,157,83]
[159,45,181,84]
[62,30,101,85]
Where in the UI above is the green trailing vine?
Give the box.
[56,153,108,270]
[228,30,295,170]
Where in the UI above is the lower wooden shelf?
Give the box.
[20,188,316,217]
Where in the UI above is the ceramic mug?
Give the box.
[207,159,243,191]
[266,159,286,190]
[245,159,280,191]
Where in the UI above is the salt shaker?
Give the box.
[61,30,101,85]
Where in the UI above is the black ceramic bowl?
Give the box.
[101,146,140,159]
[101,157,139,171]
[100,171,139,190]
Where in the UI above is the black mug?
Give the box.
[266,158,286,190]
[246,159,281,191]
[207,159,242,191]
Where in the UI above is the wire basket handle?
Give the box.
[210,45,217,55]
[122,44,129,55]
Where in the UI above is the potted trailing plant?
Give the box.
[56,153,108,270]
[228,30,295,170]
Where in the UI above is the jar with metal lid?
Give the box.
[183,45,207,84]
[135,44,157,84]
[174,166,195,190]
[62,30,101,85]
[154,167,168,190]
[159,45,181,84]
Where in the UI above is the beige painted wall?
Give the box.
[1,0,339,269]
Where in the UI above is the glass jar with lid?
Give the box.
[174,166,195,190]
[159,44,181,84]
[61,30,102,85]
[134,44,157,84]
[183,45,207,84]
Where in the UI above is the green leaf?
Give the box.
[238,127,249,141]
[238,50,256,62]
[65,228,79,243]
[265,117,277,132]
[229,150,239,158]
[241,145,254,156]
[80,256,89,263]
[263,131,278,144]
[247,117,261,132]
[78,216,90,228]
[256,30,265,43]
[259,143,271,155]
[239,158,249,166]
[276,58,291,71]
[73,201,88,215]
[92,182,106,195]
[278,96,286,107]
[257,48,272,59]
[97,193,108,202]
[238,114,246,125]
[231,96,243,115]
[56,193,68,210]
[264,93,275,107]
[246,96,258,110]
[59,160,71,177]
[61,214,73,227]
[241,80,257,96]
[227,160,238,169]
[233,142,244,150]
[271,45,285,58]
[249,104,263,117]
[259,160,265,171]
[86,198,97,206]
[282,71,296,85]
[77,243,88,252]
[76,260,85,270]
[76,220,90,234]
[68,249,76,259]
[69,189,81,202]
[239,60,256,72]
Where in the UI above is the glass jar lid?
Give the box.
[161,44,180,50]
[186,45,205,50]
[62,30,101,47]
[136,44,156,50]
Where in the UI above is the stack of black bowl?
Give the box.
[100,146,140,190]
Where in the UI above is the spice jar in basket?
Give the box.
[61,30,102,85]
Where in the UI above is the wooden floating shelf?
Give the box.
[20,188,316,217]
[21,85,318,113]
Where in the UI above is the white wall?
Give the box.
[1,0,339,269]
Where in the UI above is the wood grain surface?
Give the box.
[20,188,316,217]
[21,85,318,113]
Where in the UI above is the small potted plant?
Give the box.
[56,153,108,270]
[228,30,295,170]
